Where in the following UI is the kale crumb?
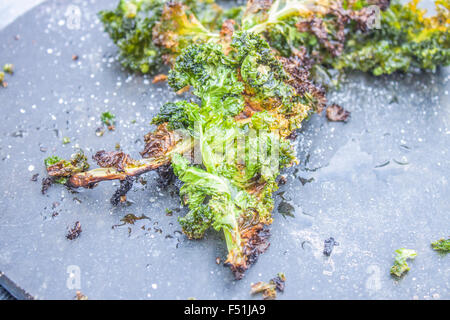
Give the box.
[101,111,116,130]
[3,64,14,75]
[277,201,295,219]
[390,248,417,278]
[62,137,71,144]
[66,221,82,240]
[251,273,286,300]
[152,74,168,84]
[0,72,7,88]
[75,291,88,300]
[41,177,53,194]
[323,237,339,256]
[95,127,105,137]
[431,238,450,253]
[326,104,350,122]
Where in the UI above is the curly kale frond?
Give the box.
[171,153,271,277]
[335,0,450,75]
[167,88,298,276]
[390,248,417,278]
[99,0,223,74]
[168,42,245,116]
[246,0,449,75]
[231,31,294,101]
[99,0,166,73]
[229,32,322,134]
[151,101,201,131]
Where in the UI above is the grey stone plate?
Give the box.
[0,0,448,299]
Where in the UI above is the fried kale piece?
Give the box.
[45,123,192,190]
[390,248,417,278]
[163,32,322,278]
[326,103,350,122]
[335,0,450,75]
[45,150,90,184]
[431,238,450,252]
[251,272,286,300]
[244,0,449,75]
[99,0,165,73]
[247,0,385,70]
[99,0,223,73]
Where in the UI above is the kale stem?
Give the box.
[65,138,193,188]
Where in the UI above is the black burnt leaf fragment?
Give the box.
[323,237,339,256]
[67,221,82,240]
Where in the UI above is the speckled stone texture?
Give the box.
[0,0,448,299]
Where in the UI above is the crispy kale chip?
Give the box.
[243,0,449,75]
[171,153,274,278]
[231,31,293,101]
[99,0,165,73]
[45,150,90,184]
[255,0,389,69]
[99,0,223,73]
[431,238,450,252]
[335,0,450,75]
[390,248,417,278]
[163,32,322,278]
